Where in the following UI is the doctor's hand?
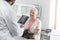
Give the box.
[20,24,24,28]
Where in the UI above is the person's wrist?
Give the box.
[20,24,24,28]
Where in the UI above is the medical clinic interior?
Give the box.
[0,0,60,40]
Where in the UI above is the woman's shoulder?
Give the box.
[36,18,41,23]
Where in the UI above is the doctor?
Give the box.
[0,0,20,40]
[21,7,41,40]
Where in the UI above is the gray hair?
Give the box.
[30,7,38,14]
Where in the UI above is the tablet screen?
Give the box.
[18,15,29,24]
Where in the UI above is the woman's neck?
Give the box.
[30,18,36,21]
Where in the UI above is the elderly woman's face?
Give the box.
[30,10,37,18]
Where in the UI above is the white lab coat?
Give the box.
[23,18,41,40]
[0,0,21,40]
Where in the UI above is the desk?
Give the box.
[40,31,51,40]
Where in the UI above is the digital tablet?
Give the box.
[18,15,29,24]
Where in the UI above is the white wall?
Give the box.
[40,0,50,29]
[16,0,40,4]
[15,0,51,30]
[49,0,56,30]
[50,0,60,40]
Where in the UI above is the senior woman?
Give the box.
[21,7,41,40]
